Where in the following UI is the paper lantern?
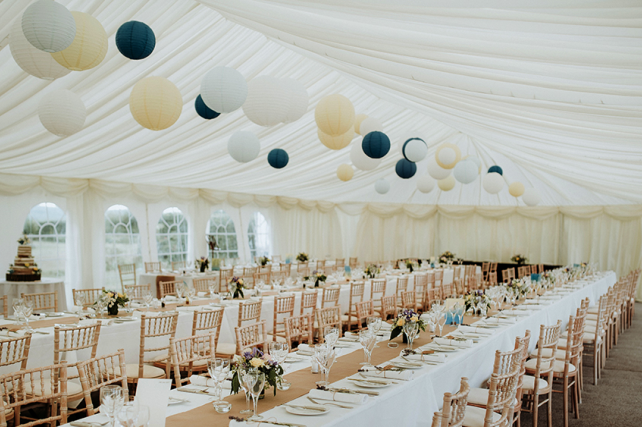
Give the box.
[509,182,525,197]
[51,12,107,71]
[350,141,381,171]
[453,159,479,184]
[228,131,260,163]
[463,155,482,173]
[201,67,247,113]
[435,143,461,169]
[318,129,353,150]
[195,95,220,120]
[243,76,289,126]
[488,165,503,175]
[315,94,355,136]
[38,90,86,136]
[395,159,417,179]
[268,149,289,169]
[417,175,435,193]
[283,78,308,123]
[438,175,456,192]
[337,164,354,182]
[362,131,390,159]
[354,114,368,134]
[116,21,155,60]
[402,138,427,163]
[427,157,451,180]
[522,188,541,206]
[130,76,182,131]
[9,16,70,80]
[375,178,390,194]
[359,117,383,136]
[483,172,504,194]
[22,0,76,53]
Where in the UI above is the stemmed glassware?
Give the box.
[240,371,256,416]
[366,316,382,347]
[313,343,336,386]
[323,327,339,347]
[207,358,230,402]
[100,385,125,427]
[75,293,86,312]
[175,284,184,299]
[402,320,419,350]
[248,371,266,421]
[358,330,376,367]
[22,300,34,332]
[268,342,290,389]
[143,290,153,311]
[116,400,139,427]
[209,284,217,299]
[12,299,25,326]
[437,307,447,337]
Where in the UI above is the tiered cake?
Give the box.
[6,236,41,282]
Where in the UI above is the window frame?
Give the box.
[22,202,66,279]
[206,210,239,261]
[155,207,189,269]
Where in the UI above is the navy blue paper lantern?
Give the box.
[362,131,390,159]
[195,95,220,120]
[116,21,155,60]
[488,165,503,175]
[268,149,289,169]
[395,159,417,179]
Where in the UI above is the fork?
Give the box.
[307,396,353,409]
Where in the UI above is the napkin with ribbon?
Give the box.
[402,352,446,363]
[164,296,181,302]
[189,375,216,387]
[457,326,493,336]
[308,388,368,405]
[482,317,516,325]
[433,337,473,348]
[296,344,314,356]
[359,366,415,380]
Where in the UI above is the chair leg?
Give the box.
[563,377,569,427]
[593,347,598,385]
[547,390,553,427]
[533,394,539,427]
[573,379,580,419]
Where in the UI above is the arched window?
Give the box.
[105,205,143,287]
[22,202,66,279]
[156,207,188,269]
[206,210,239,261]
[247,212,271,260]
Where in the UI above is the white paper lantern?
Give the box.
[283,78,308,123]
[243,76,289,126]
[483,172,504,194]
[38,90,86,136]
[453,159,479,184]
[228,131,260,163]
[10,16,71,80]
[350,141,381,171]
[354,114,368,134]
[417,174,435,193]
[375,178,390,194]
[463,155,482,173]
[201,67,247,113]
[337,164,354,182]
[509,182,525,198]
[401,138,427,162]
[522,188,541,206]
[359,117,383,136]
[438,147,456,166]
[427,157,451,180]
[435,143,461,169]
[22,0,76,53]
[438,175,456,192]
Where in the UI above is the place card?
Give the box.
[135,378,172,427]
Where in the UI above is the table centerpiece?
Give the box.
[230,347,284,397]
[506,279,530,301]
[229,276,245,299]
[304,270,326,287]
[100,289,129,316]
[464,290,491,316]
[195,256,209,272]
[439,251,456,265]
[511,254,528,265]
[364,264,378,279]
[390,309,426,348]
[295,252,309,263]
[258,256,270,266]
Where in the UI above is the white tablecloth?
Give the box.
[0,278,67,312]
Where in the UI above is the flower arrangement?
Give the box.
[506,279,530,299]
[195,257,209,272]
[101,290,129,315]
[229,276,245,299]
[390,309,426,340]
[296,252,309,262]
[464,290,491,315]
[364,264,378,279]
[17,234,31,245]
[304,270,326,287]
[405,259,414,273]
[439,251,455,263]
[258,256,270,266]
[230,347,284,396]
[511,254,528,265]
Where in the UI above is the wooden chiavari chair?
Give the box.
[21,291,58,313]
[371,278,387,317]
[0,362,68,427]
[219,268,233,293]
[439,377,470,427]
[159,280,181,298]
[144,262,162,273]
[77,349,127,416]
[192,277,217,295]
[432,411,447,427]
[530,265,538,274]
[284,313,313,349]
[321,287,340,308]
[271,270,287,285]
[442,280,455,298]
[414,273,428,311]
[171,260,186,271]
[242,267,257,289]
[118,263,136,292]
[349,257,358,269]
[235,321,268,355]
[481,262,490,283]
[0,295,6,318]
[315,307,342,343]
[169,333,216,387]
[280,263,292,277]
[395,275,409,307]
[126,284,151,302]
[315,260,326,271]
[567,295,607,385]
[271,295,295,342]
[538,264,544,273]
[401,290,418,311]
[238,299,263,327]
[434,269,444,293]
[342,281,365,330]
[488,272,498,288]
[354,300,374,331]
[300,291,318,316]
[253,271,270,286]
[502,268,515,283]
[379,295,397,321]
[259,264,272,275]
[72,288,104,307]
[0,334,31,371]
[296,262,310,278]
[335,259,345,270]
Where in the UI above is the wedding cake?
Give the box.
[6,235,41,282]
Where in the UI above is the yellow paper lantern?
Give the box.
[315,94,355,136]
[509,182,525,197]
[129,76,182,130]
[435,143,462,169]
[337,164,354,182]
[438,175,456,191]
[354,114,368,135]
[51,12,107,71]
[318,128,354,150]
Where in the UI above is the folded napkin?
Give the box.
[164,296,181,302]
[0,330,25,338]
[400,352,445,363]
[483,317,516,325]
[296,344,314,355]
[197,292,207,297]
[501,309,531,316]
[360,367,415,380]
[308,388,368,405]
[189,375,216,387]
[457,326,493,336]
[433,337,473,348]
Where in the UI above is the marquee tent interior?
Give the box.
[0,0,640,301]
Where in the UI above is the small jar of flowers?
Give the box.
[228,276,245,299]
[296,252,309,263]
[304,270,326,287]
[230,347,284,397]
[464,290,491,316]
[195,257,209,272]
[390,309,426,349]
[258,256,270,266]
[101,290,129,316]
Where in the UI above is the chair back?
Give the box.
[434,269,444,287]
[254,271,270,286]
[538,264,544,273]
[370,278,387,312]
[21,291,58,313]
[530,265,538,274]
[126,284,151,301]
[488,272,498,287]
[346,281,365,328]
[316,260,326,270]
[235,321,268,355]
[502,268,515,283]
[193,277,217,294]
[489,262,498,273]
[354,300,374,330]
[380,295,396,320]
[564,314,584,373]
[401,290,416,310]
[513,330,531,421]
[192,308,224,341]
[54,323,102,380]
[138,312,179,378]
[315,306,342,341]
[72,288,104,308]
[171,260,186,271]
[349,257,358,268]
[441,377,470,427]
[284,313,313,348]
[0,333,32,370]
[77,349,127,416]
[144,262,162,273]
[273,295,296,339]
[238,299,263,327]
[118,263,137,291]
[531,321,562,393]
[159,280,181,298]
[0,295,6,318]
[321,287,340,308]
[280,263,292,275]
[169,333,216,387]
[335,259,345,269]
[271,270,287,284]
[300,291,318,315]
[219,268,233,293]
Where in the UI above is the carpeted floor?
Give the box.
[519,303,642,427]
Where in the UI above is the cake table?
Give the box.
[0,278,68,313]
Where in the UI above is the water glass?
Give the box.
[100,385,124,427]
[402,321,419,350]
[366,316,382,347]
[313,343,336,386]
[240,371,257,416]
[75,293,86,311]
[358,330,376,367]
[207,358,230,401]
[248,371,266,421]
[116,401,139,427]
[22,300,34,332]
[176,284,184,299]
[143,291,153,311]
[323,327,340,348]
[12,299,25,324]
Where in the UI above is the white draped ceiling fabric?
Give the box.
[0,1,640,299]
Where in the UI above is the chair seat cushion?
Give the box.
[559,333,598,345]
[216,342,237,356]
[525,358,576,374]
[462,404,501,427]
[266,334,288,343]
[24,378,83,397]
[587,306,598,314]
[522,375,549,393]
[122,363,166,379]
[467,387,518,407]
[529,348,566,360]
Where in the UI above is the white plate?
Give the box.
[285,405,328,416]
[285,355,305,363]
[350,379,392,388]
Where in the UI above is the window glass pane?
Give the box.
[22,202,66,279]
[247,212,271,260]
[155,207,189,270]
[206,210,239,263]
[105,205,143,288]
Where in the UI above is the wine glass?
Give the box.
[358,330,376,367]
[323,327,340,348]
[137,405,150,427]
[402,321,419,350]
[116,400,139,427]
[143,290,153,311]
[175,284,184,299]
[437,309,447,337]
[22,300,34,332]
[313,343,336,386]
[207,358,230,402]
[366,316,382,347]
[12,299,25,325]
[209,284,217,299]
[240,371,256,416]
[100,385,124,427]
[248,371,266,421]
[75,293,86,312]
